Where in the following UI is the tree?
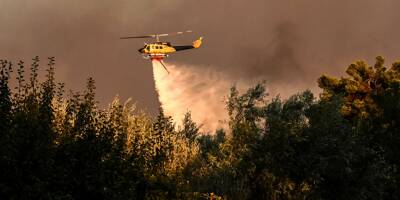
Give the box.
[318,56,400,119]
[317,56,400,198]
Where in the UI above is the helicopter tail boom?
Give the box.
[173,37,203,52]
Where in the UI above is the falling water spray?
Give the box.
[151,61,235,132]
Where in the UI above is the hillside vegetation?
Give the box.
[0,56,399,199]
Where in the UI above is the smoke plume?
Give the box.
[3,0,400,116]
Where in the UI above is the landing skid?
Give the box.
[143,53,168,60]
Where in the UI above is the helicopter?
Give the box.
[120,30,203,73]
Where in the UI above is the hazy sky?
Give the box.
[2,0,400,114]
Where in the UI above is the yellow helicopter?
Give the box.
[121,30,203,73]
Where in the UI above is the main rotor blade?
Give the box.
[120,35,155,39]
[120,30,192,39]
[157,30,193,37]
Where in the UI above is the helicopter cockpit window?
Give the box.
[146,46,150,51]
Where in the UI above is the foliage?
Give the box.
[318,56,400,119]
[0,57,399,199]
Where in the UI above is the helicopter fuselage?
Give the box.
[138,42,176,56]
[137,37,202,61]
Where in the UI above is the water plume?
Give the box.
[151,61,234,132]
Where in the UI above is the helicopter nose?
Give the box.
[138,48,144,53]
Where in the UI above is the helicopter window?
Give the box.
[146,46,150,50]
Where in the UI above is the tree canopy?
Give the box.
[0,57,399,199]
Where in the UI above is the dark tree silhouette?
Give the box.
[0,57,399,199]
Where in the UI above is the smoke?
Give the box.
[3,0,400,115]
[151,61,232,132]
